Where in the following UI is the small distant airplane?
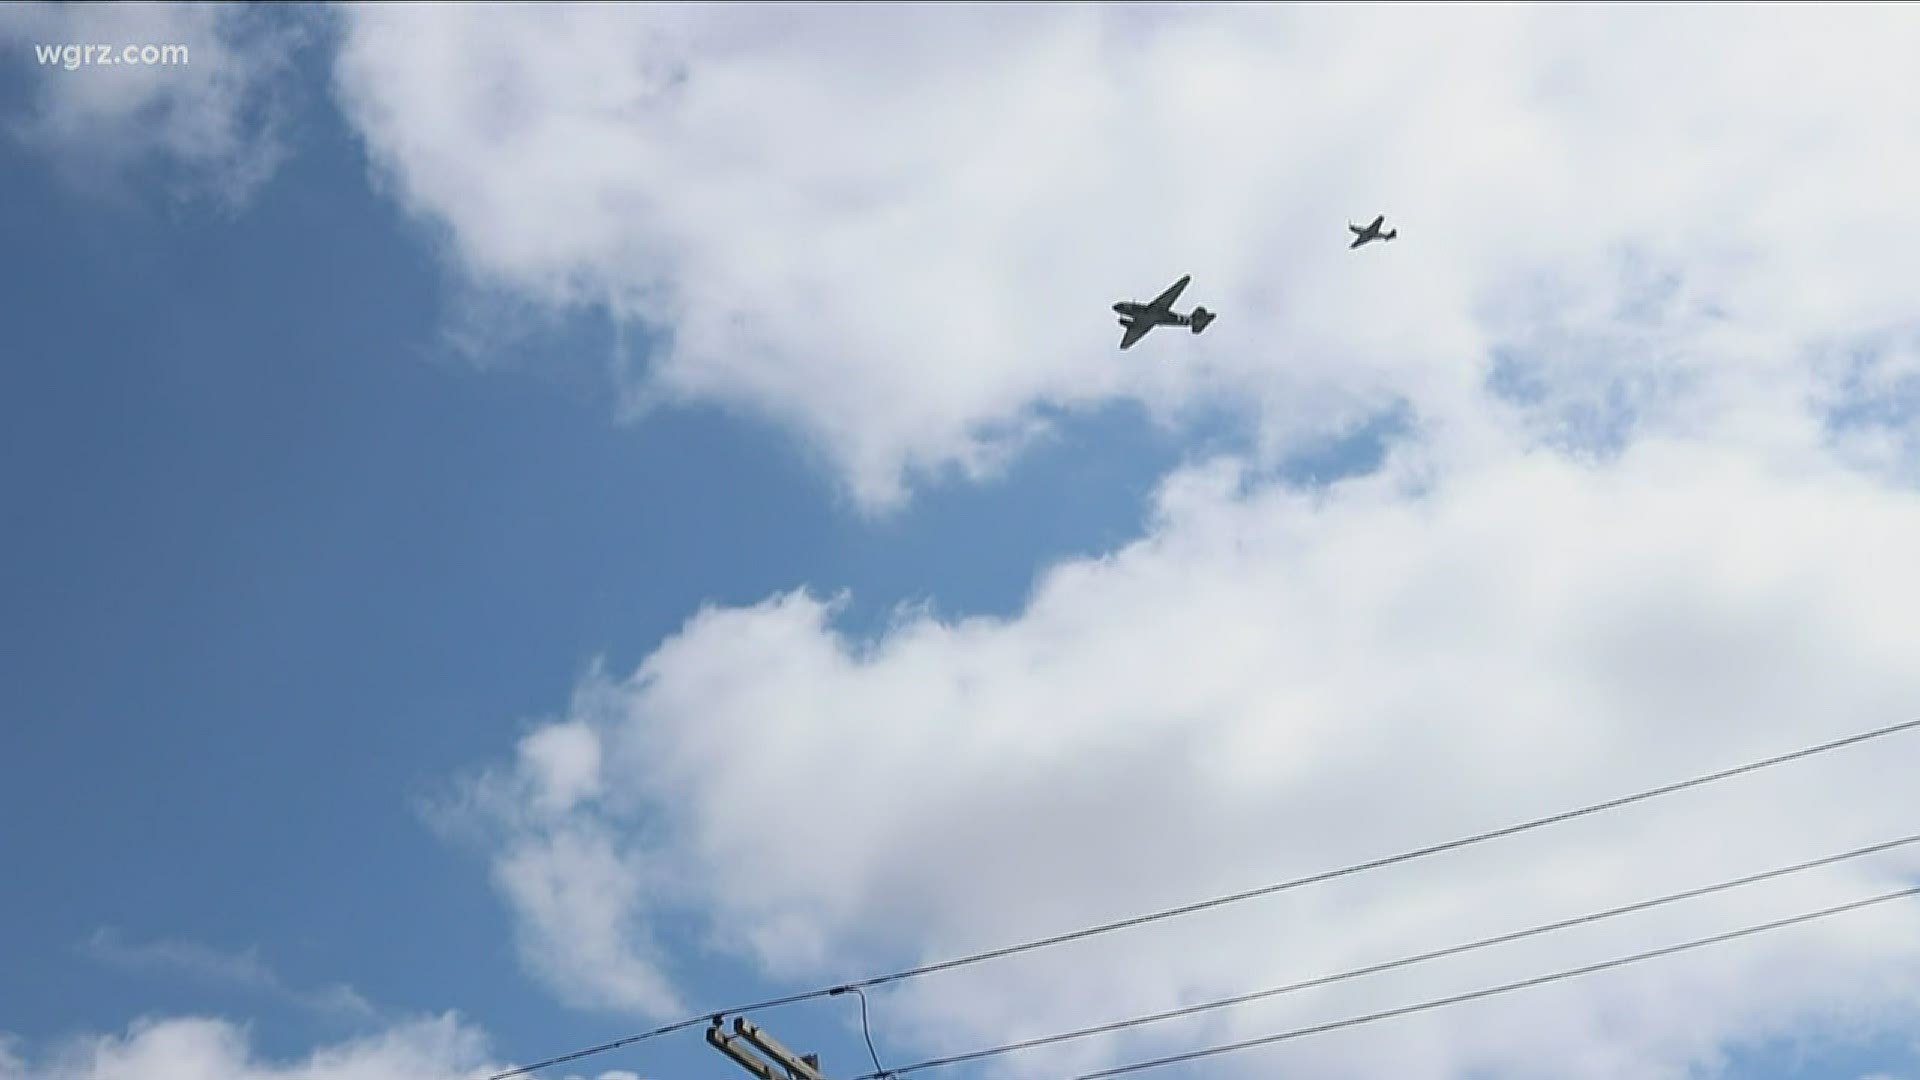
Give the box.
[1112,274,1216,350]
[1348,214,1397,249]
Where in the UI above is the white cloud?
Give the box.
[519,720,604,816]
[329,4,1920,1075]
[489,819,684,1019]
[458,435,1920,1078]
[0,1,304,207]
[438,713,683,1018]
[330,4,1920,508]
[0,1014,495,1080]
[80,929,377,1021]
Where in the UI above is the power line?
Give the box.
[1069,885,1920,1080]
[482,1016,715,1080]
[833,985,895,1078]
[485,715,1920,1079]
[862,830,1920,1077]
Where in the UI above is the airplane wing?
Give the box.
[1119,319,1154,349]
[1349,234,1368,249]
[1367,214,1384,230]
[1144,274,1191,316]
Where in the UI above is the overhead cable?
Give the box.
[863,830,1920,1077]
[1068,885,1920,1079]
[486,715,1920,1079]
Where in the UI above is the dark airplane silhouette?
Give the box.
[1349,214,1397,249]
[1112,274,1215,350]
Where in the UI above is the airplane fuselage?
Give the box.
[1348,216,1396,248]
[1112,301,1194,328]
[1113,274,1214,348]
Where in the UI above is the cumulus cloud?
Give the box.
[332,5,1920,1076]
[0,1,305,207]
[331,4,1920,507]
[80,928,376,1021]
[0,1014,495,1080]
[453,435,1920,1078]
[438,718,683,1019]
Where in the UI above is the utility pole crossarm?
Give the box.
[706,1016,830,1080]
[707,1023,782,1080]
[735,1018,827,1080]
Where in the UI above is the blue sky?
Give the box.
[0,40,1187,1075]
[0,21,1205,1076]
[5,5,1920,1080]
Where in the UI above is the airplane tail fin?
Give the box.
[1384,229,1397,241]
[1189,307,1216,334]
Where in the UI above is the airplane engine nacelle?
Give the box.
[1189,307,1216,334]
